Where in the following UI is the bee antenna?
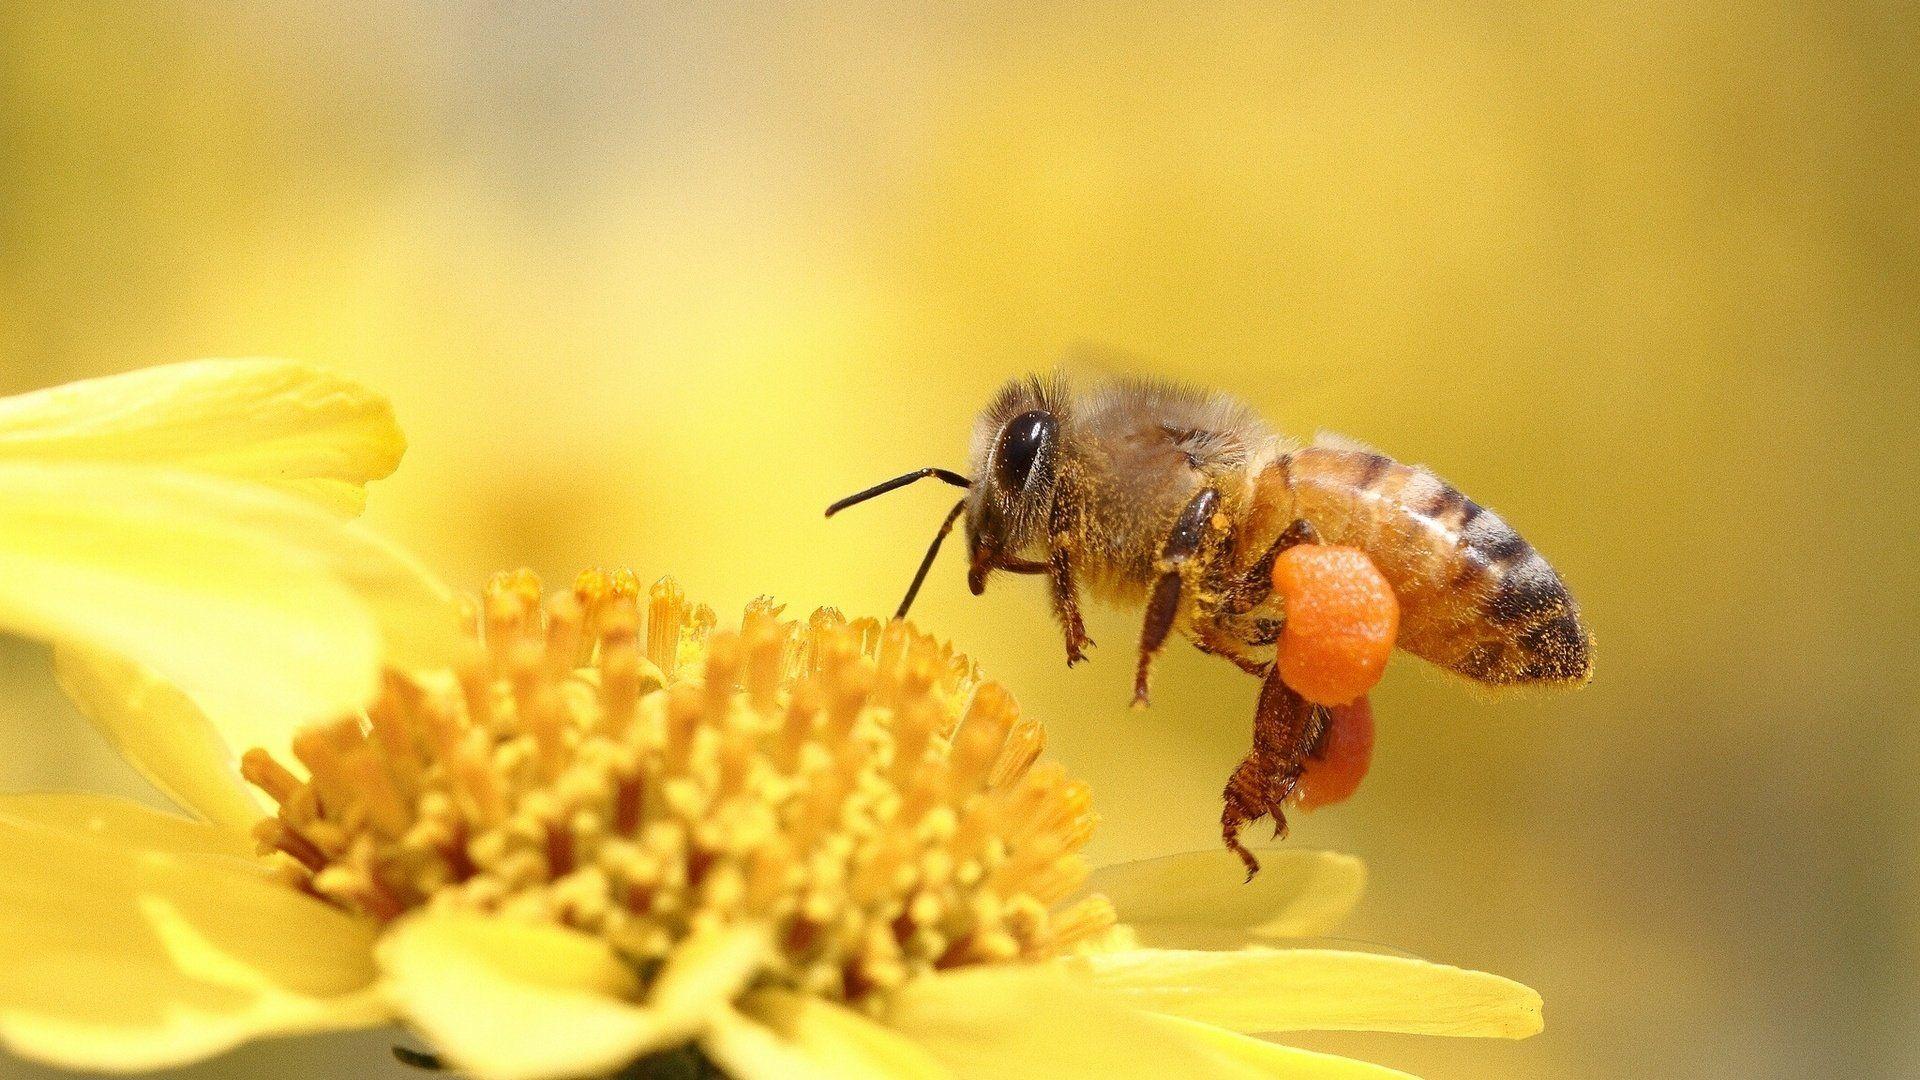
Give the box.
[895,498,968,621]
[824,468,971,517]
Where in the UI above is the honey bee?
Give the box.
[828,373,1591,874]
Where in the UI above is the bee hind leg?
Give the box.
[1221,669,1327,881]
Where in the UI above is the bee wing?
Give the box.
[1054,341,1153,385]
[1309,429,1385,455]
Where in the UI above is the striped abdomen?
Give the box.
[1249,444,1591,685]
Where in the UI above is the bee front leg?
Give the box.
[1047,499,1094,666]
[1048,547,1094,666]
[1133,488,1223,707]
[1221,669,1327,880]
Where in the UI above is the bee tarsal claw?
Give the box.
[1065,634,1093,666]
[1220,809,1261,881]
[1222,749,1296,880]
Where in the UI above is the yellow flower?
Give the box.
[0,359,465,812]
[1,571,1541,1080]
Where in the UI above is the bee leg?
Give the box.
[1133,574,1182,706]
[1047,501,1094,666]
[1193,631,1271,677]
[1220,669,1326,881]
[1225,518,1320,614]
[1132,487,1224,707]
[1048,547,1094,665]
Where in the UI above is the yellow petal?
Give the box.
[0,810,384,1073]
[0,462,463,748]
[702,1009,843,1080]
[641,925,778,1078]
[0,792,253,861]
[1086,849,1367,946]
[1086,948,1543,1038]
[1158,1015,1423,1080]
[377,911,677,1080]
[52,647,263,832]
[0,359,404,516]
[883,964,1268,1080]
[735,990,953,1080]
[649,922,771,1023]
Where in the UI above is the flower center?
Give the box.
[243,570,1114,1005]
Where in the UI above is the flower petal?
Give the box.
[0,462,464,748]
[52,647,263,832]
[377,911,677,1080]
[882,964,1268,1080]
[0,359,404,516]
[0,792,253,861]
[1086,948,1543,1038]
[733,990,953,1080]
[649,922,771,1023]
[0,810,385,1073]
[1086,849,1367,945]
[701,1009,843,1080]
[1157,1015,1423,1079]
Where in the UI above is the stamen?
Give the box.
[243,571,1111,1007]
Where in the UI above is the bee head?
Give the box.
[964,400,1061,594]
[823,373,1067,620]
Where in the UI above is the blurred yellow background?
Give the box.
[3,3,1916,1078]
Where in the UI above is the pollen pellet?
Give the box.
[1287,697,1375,812]
[1272,544,1400,706]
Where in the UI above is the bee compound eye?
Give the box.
[995,410,1056,491]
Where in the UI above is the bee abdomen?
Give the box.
[1266,446,1591,686]
[1453,511,1591,684]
